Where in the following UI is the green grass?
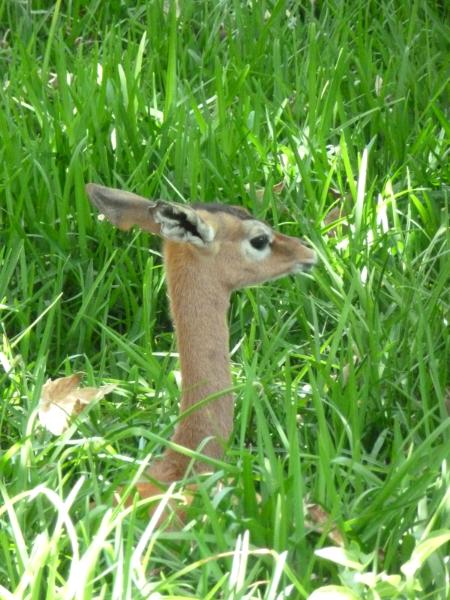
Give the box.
[1,0,449,598]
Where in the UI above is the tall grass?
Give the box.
[1,0,449,597]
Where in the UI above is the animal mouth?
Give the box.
[293,256,317,273]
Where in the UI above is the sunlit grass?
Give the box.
[1,0,449,598]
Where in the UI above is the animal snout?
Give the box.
[298,239,318,269]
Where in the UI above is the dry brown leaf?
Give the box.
[323,188,350,237]
[38,374,116,435]
[305,503,345,547]
[271,180,285,195]
[245,181,285,201]
[323,206,345,226]
[323,204,348,237]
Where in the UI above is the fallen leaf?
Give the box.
[271,180,285,195]
[323,205,345,227]
[323,188,350,237]
[245,180,285,201]
[305,503,345,547]
[38,374,116,435]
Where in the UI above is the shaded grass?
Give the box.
[1,0,449,597]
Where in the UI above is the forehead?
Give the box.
[192,202,254,221]
[195,203,272,241]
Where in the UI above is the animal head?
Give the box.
[86,183,317,291]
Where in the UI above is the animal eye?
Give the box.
[249,234,270,250]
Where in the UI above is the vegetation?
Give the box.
[1,0,449,598]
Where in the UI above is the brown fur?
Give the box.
[85,184,316,521]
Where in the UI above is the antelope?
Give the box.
[86,183,317,516]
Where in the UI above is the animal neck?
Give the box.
[163,242,234,465]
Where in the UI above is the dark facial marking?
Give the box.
[160,206,203,239]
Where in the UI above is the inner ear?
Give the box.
[155,202,215,247]
[159,206,203,240]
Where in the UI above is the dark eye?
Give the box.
[250,234,270,250]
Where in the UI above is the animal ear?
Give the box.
[85,183,161,234]
[154,202,215,247]
[86,183,215,246]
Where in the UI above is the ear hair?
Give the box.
[155,202,215,247]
